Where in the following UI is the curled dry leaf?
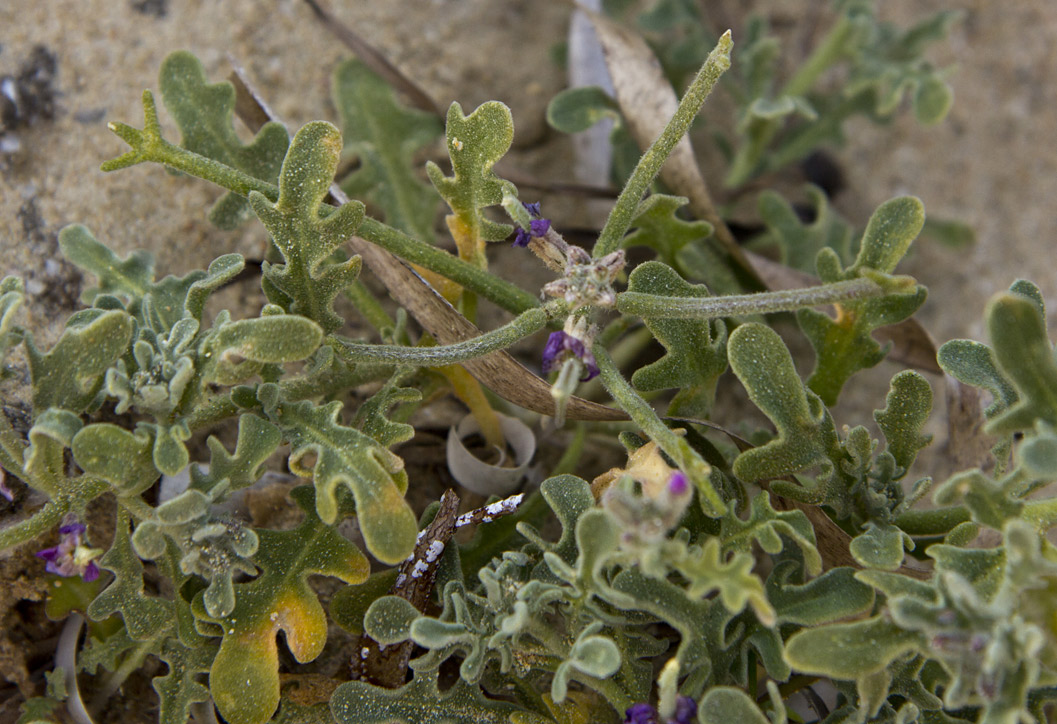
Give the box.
[447,412,536,497]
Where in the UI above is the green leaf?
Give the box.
[333,59,441,242]
[352,370,421,448]
[784,615,926,680]
[153,638,215,724]
[24,409,83,496]
[0,276,23,370]
[627,261,727,418]
[698,687,771,724]
[767,562,875,626]
[363,595,419,646]
[269,398,417,564]
[984,292,1057,436]
[874,370,933,471]
[331,670,550,724]
[933,469,1022,531]
[622,194,713,270]
[25,310,133,415]
[59,224,153,307]
[850,522,914,570]
[88,509,174,641]
[159,50,289,229]
[249,121,365,334]
[728,323,836,485]
[720,492,822,577]
[194,486,369,724]
[72,424,157,496]
[209,314,324,383]
[798,196,927,405]
[756,185,853,272]
[546,85,621,134]
[426,101,515,264]
[189,413,281,493]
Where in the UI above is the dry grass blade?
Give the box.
[583,9,761,284]
[746,250,941,374]
[944,374,997,476]
[301,0,443,118]
[227,58,626,422]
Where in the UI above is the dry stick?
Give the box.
[301,0,443,117]
[228,60,626,422]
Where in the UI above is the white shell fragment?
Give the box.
[446,412,536,496]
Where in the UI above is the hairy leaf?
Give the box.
[756,186,853,272]
[333,59,441,242]
[153,638,215,724]
[798,196,927,405]
[627,261,727,418]
[72,423,157,496]
[159,50,289,229]
[193,486,369,724]
[249,121,365,334]
[874,370,933,471]
[189,413,281,494]
[426,101,515,266]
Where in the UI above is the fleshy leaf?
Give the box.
[784,615,926,680]
[153,638,215,724]
[58,224,153,307]
[627,261,727,418]
[767,562,875,626]
[797,196,927,405]
[352,371,421,448]
[331,670,550,724]
[849,522,914,570]
[24,309,133,415]
[248,121,365,334]
[728,322,836,485]
[698,687,771,724]
[268,398,416,564]
[426,101,515,266]
[333,59,442,242]
[874,370,933,471]
[720,492,822,577]
[159,50,289,229]
[71,423,157,496]
[194,486,369,724]
[189,413,281,493]
[88,509,174,641]
[621,194,713,269]
[545,85,621,134]
[983,292,1057,436]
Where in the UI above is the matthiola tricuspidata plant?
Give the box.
[3,3,1054,724]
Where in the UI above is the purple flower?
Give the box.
[36,514,102,582]
[512,202,551,247]
[542,331,599,381]
[624,697,697,724]
[668,471,689,497]
[625,703,659,724]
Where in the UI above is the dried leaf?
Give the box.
[446,412,535,496]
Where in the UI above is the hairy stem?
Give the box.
[335,305,553,366]
[0,499,67,551]
[617,277,885,320]
[593,31,733,259]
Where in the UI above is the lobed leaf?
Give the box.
[798,197,927,405]
[756,185,853,272]
[425,101,515,265]
[627,261,727,418]
[249,121,365,334]
[72,423,157,496]
[189,413,281,494]
[194,486,369,724]
[268,397,416,564]
[874,370,933,471]
[333,59,442,242]
[159,50,289,229]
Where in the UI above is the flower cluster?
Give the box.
[35,513,102,582]
[542,329,599,381]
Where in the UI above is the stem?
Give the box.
[357,218,538,314]
[335,306,552,366]
[617,277,885,320]
[593,344,725,515]
[117,494,156,523]
[725,14,855,187]
[0,499,67,551]
[593,31,733,259]
[104,93,538,315]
